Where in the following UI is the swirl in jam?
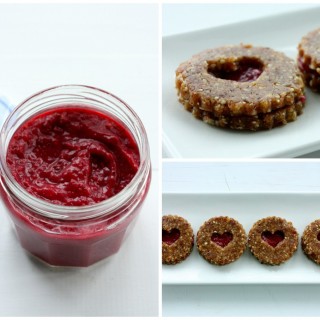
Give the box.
[7,107,140,206]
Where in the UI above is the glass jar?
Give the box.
[0,85,151,267]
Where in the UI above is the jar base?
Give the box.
[26,250,116,269]
[15,224,127,267]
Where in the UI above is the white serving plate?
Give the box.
[162,7,320,158]
[162,193,320,285]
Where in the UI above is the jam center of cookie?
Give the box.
[208,58,264,82]
[162,228,180,245]
[211,232,233,248]
[261,230,285,248]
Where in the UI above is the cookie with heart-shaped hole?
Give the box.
[302,219,320,265]
[248,216,298,265]
[162,215,194,265]
[196,216,247,266]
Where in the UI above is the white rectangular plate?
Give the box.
[163,7,320,158]
[163,193,320,285]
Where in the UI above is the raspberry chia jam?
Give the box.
[0,85,151,267]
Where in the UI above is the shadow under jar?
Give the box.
[0,85,151,267]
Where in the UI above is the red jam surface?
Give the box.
[7,107,140,206]
[211,232,233,248]
[162,228,180,245]
[209,58,263,82]
[261,230,284,248]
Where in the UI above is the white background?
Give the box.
[163,161,320,316]
[163,3,320,158]
[0,4,159,317]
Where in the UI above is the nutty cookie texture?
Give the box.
[176,44,305,131]
[248,216,298,265]
[162,215,194,265]
[196,216,247,266]
[302,219,320,265]
[298,28,320,92]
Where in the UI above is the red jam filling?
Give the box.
[298,56,320,79]
[6,107,140,206]
[211,232,233,248]
[208,58,264,82]
[299,95,306,104]
[317,232,320,241]
[162,228,180,245]
[261,230,284,248]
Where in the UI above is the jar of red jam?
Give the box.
[0,85,151,267]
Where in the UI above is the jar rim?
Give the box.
[0,85,151,221]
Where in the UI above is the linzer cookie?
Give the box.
[176,44,305,131]
[196,216,247,266]
[298,28,320,92]
[302,219,320,265]
[248,217,298,265]
[162,215,194,265]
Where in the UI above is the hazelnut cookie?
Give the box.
[176,44,305,130]
[162,215,194,265]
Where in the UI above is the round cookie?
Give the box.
[176,44,305,131]
[248,216,298,265]
[162,215,194,265]
[196,216,247,266]
[301,219,320,265]
[298,28,320,92]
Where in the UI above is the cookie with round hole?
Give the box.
[176,44,305,131]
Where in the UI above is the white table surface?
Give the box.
[162,3,320,158]
[162,161,320,317]
[0,4,158,317]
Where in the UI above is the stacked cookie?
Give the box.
[298,28,320,92]
[176,44,306,131]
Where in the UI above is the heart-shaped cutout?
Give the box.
[261,230,284,248]
[211,232,233,248]
[162,228,180,245]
